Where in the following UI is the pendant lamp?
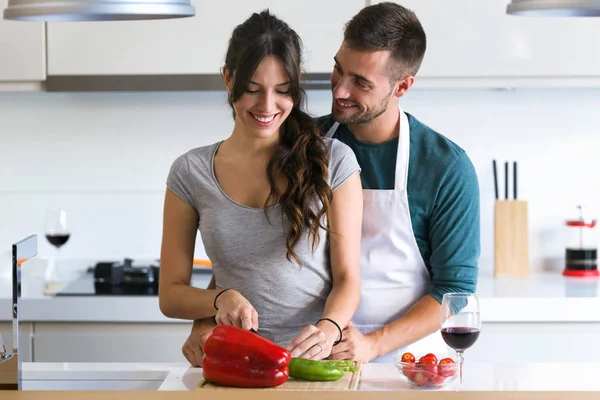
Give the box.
[507,0,600,16]
[3,0,195,21]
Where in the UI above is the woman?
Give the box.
[158,9,363,362]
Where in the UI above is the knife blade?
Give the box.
[0,332,7,358]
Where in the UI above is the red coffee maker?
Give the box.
[563,205,599,277]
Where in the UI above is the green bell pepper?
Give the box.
[288,358,345,382]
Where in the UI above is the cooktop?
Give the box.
[54,268,212,296]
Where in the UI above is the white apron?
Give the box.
[326,106,449,363]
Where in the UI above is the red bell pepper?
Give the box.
[202,325,291,388]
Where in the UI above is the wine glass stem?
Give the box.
[457,350,464,389]
[46,249,58,283]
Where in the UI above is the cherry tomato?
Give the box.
[424,365,438,379]
[438,357,456,378]
[413,371,428,387]
[430,374,446,386]
[418,354,438,379]
[401,352,415,363]
[402,364,416,380]
[419,353,438,364]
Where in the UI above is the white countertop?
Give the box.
[2,264,600,323]
[20,361,600,391]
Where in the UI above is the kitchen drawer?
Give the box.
[33,322,192,363]
[466,322,600,363]
[0,322,33,362]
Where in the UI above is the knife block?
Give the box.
[0,354,18,390]
[494,200,530,278]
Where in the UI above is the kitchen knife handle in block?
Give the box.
[494,200,530,278]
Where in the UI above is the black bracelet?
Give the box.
[317,317,343,346]
[213,288,231,310]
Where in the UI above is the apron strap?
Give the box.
[325,122,339,138]
[394,108,411,191]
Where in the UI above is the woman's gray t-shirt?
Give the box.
[166,138,361,347]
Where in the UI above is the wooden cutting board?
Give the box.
[197,362,362,391]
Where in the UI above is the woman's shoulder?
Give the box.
[322,137,361,191]
[167,142,220,187]
[322,137,358,164]
[169,142,220,172]
[174,142,220,162]
[166,142,222,209]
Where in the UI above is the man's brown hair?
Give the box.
[343,2,427,81]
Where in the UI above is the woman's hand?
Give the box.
[287,320,341,360]
[214,289,259,331]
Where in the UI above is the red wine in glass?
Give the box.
[440,293,481,388]
[441,327,480,351]
[44,210,70,290]
[45,234,70,248]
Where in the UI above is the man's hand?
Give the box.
[327,322,378,363]
[182,318,216,367]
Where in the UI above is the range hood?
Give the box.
[3,0,195,21]
[507,0,600,16]
[43,74,333,92]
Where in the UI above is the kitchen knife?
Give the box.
[513,161,518,200]
[505,161,509,200]
[0,332,7,358]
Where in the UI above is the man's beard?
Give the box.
[332,87,394,125]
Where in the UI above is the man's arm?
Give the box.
[371,150,480,358]
[330,151,480,361]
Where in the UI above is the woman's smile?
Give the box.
[249,112,280,127]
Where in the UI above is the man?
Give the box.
[307,2,479,363]
[180,2,479,365]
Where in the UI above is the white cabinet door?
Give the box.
[376,0,600,86]
[0,322,34,362]
[33,323,193,363]
[47,0,365,76]
[467,322,600,363]
[0,0,45,82]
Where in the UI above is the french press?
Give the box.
[563,206,599,277]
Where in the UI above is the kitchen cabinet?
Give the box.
[46,0,364,76]
[33,323,192,363]
[376,0,600,88]
[467,322,600,363]
[29,321,600,364]
[0,0,46,83]
[0,322,34,362]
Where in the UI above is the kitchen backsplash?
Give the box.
[2,88,600,277]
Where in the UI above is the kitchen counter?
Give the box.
[18,361,600,391]
[1,267,600,323]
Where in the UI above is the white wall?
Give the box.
[2,88,600,278]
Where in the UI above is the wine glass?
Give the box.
[440,293,481,388]
[44,210,70,290]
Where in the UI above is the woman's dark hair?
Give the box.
[224,9,333,265]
